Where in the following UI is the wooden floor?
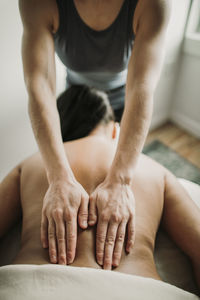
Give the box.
[146,121,200,169]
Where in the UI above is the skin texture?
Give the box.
[0,123,200,290]
[18,0,172,266]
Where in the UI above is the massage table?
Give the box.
[0,178,200,299]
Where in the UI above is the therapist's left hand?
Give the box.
[88,176,135,270]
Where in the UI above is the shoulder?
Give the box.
[139,154,167,178]
[133,0,172,36]
[19,0,58,33]
[20,152,41,169]
[5,152,41,178]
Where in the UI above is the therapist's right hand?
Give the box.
[41,178,89,265]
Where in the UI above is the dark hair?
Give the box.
[57,85,115,142]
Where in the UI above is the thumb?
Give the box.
[126,217,135,253]
[88,194,97,226]
[78,195,89,229]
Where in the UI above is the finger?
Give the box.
[112,221,126,267]
[88,194,97,226]
[126,217,135,253]
[55,215,66,265]
[66,213,77,264]
[78,195,89,229]
[96,217,108,266]
[103,222,118,270]
[48,218,57,264]
[41,213,48,248]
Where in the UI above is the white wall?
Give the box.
[170,52,200,138]
[151,0,192,129]
[0,0,195,180]
[169,0,200,138]
[0,1,34,180]
[0,1,66,180]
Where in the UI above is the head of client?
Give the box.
[57,85,119,143]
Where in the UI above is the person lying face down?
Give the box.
[0,85,200,289]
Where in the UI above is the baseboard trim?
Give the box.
[170,111,200,138]
[150,113,169,130]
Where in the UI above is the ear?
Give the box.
[112,122,119,139]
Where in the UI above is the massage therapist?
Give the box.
[18,0,171,268]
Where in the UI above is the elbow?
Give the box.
[134,81,156,97]
[25,75,55,101]
[126,84,154,105]
[25,76,57,121]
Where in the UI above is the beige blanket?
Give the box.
[0,264,199,300]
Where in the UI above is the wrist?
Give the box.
[106,151,135,185]
[106,168,134,186]
[47,165,76,184]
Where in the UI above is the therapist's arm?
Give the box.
[19,0,89,265]
[112,0,172,179]
[89,0,172,270]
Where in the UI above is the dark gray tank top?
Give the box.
[54,0,138,109]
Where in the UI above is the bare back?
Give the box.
[12,136,165,280]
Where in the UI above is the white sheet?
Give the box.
[0,264,199,300]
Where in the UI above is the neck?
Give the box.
[89,123,119,145]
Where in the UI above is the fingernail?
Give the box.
[67,260,72,265]
[88,220,94,226]
[113,260,119,267]
[126,245,133,254]
[67,256,73,264]
[52,256,57,263]
[83,221,88,227]
[98,259,103,266]
[104,265,111,270]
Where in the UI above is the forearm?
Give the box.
[108,87,153,183]
[107,0,171,184]
[28,78,74,183]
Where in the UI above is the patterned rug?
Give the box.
[143,140,200,185]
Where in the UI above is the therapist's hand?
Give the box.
[88,176,135,270]
[41,178,89,265]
